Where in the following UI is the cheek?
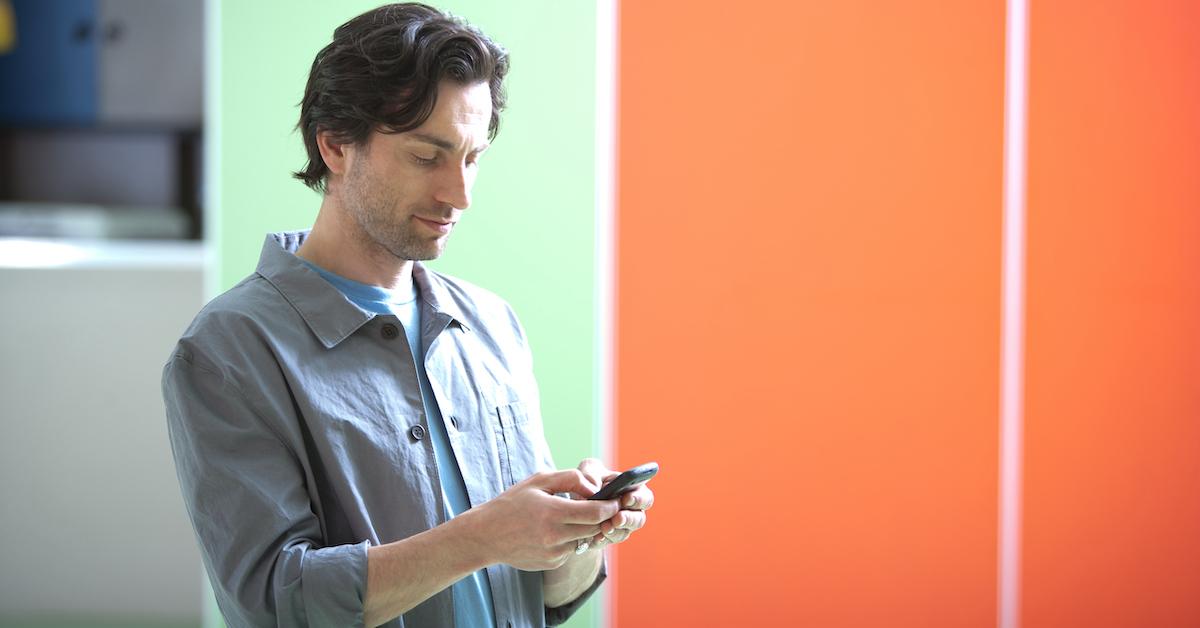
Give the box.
[371,175,413,209]
[391,168,434,202]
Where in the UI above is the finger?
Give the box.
[576,458,609,487]
[541,523,602,550]
[533,468,601,497]
[609,509,646,533]
[600,527,631,544]
[596,512,639,545]
[598,520,615,536]
[621,486,655,511]
[559,522,603,543]
[556,496,621,524]
[592,529,622,545]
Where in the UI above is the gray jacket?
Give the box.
[162,231,602,627]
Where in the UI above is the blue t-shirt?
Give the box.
[300,258,497,628]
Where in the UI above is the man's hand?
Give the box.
[541,458,657,609]
[363,467,623,626]
[574,458,655,550]
[465,469,621,571]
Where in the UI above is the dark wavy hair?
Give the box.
[293,3,509,192]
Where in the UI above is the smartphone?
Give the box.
[588,462,659,501]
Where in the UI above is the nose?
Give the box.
[434,163,473,210]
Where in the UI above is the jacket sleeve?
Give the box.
[163,353,369,628]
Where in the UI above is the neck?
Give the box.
[297,194,414,291]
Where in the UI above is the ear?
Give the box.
[316,129,352,177]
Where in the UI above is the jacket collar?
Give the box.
[255,230,470,348]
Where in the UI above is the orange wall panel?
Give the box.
[615,2,1005,626]
[1023,2,1200,626]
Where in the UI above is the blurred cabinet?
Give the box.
[0,0,203,239]
[0,0,202,127]
[0,0,98,124]
[98,0,203,126]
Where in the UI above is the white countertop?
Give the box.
[0,237,206,269]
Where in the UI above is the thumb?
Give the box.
[532,468,600,497]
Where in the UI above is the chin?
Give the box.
[396,243,445,262]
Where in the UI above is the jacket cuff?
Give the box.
[298,540,371,626]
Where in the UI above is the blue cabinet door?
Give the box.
[0,0,98,125]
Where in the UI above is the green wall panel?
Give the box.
[210,1,602,626]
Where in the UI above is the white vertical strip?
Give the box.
[999,0,1030,627]
[593,1,619,627]
[202,0,222,301]
[202,1,223,624]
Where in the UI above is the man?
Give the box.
[162,4,652,627]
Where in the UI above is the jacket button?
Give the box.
[449,416,459,430]
[409,424,426,441]
[381,323,399,339]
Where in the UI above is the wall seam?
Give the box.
[593,1,619,627]
[999,0,1030,627]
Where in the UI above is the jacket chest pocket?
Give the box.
[494,401,546,488]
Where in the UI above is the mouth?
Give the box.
[414,216,455,234]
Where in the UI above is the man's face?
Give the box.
[338,81,493,261]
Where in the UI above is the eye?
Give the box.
[411,154,438,166]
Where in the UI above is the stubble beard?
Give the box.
[343,157,447,263]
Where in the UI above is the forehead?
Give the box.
[417,81,493,138]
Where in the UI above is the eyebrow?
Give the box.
[408,132,489,154]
